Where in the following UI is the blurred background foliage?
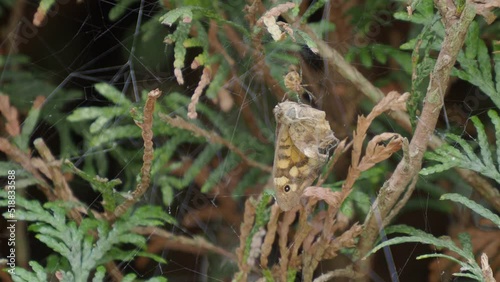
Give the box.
[0,0,499,281]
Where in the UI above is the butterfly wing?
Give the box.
[273,124,322,211]
[280,102,338,162]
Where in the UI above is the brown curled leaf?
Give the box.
[358,133,403,171]
[473,0,500,24]
[303,186,343,207]
[235,198,256,277]
[370,91,409,118]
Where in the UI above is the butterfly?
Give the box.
[272,101,338,211]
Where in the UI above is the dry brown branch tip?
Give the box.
[302,186,343,207]
[473,0,500,24]
[257,2,296,41]
[188,67,211,119]
[0,94,20,137]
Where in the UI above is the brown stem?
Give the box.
[356,1,476,276]
[134,227,236,260]
[111,89,161,220]
[34,139,83,223]
[297,4,500,213]
[159,114,272,172]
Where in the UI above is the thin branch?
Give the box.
[33,139,83,223]
[134,226,235,260]
[111,89,161,220]
[313,266,364,282]
[383,174,418,226]
[0,138,54,199]
[235,198,256,281]
[357,1,477,276]
[159,114,272,172]
[297,5,500,212]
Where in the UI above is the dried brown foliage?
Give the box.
[233,92,408,281]
[110,89,161,220]
[187,67,211,119]
[0,95,21,136]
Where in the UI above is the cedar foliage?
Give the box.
[0,0,499,281]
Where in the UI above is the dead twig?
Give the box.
[134,226,235,261]
[188,67,211,119]
[259,204,280,267]
[33,139,84,223]
[235,198,257,281]
[278,208,298,281]
[111,89,161,220]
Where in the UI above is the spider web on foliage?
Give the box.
[2,0,492,281]
[1,1,266,281]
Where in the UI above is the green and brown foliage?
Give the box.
[0,0,499,281]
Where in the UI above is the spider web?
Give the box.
[2,1,268,281]
[1,0,493,281]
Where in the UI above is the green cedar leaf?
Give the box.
[122,274,137,282]
[457,232,473,257]
[91,266,106,282]
[67,107,128,122]
[38,0,55,12]
[489,110,500,169]
[296,30,319,53]
[89,125,141,147]
[160,6,193,26]
[464,21,479,60]
[17,101,42,151]
[440,193,500,227]
[471,116,496,172]
[94,83,131,106]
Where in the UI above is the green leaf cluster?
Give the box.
[158,5,248,80]
[157,1,337,101]
[367,193,499,281]
[453,22,500,109]
[61,81,272,209]
[370,225,482,280]
[394,0,443,128]
[421,110,500,184]
[65,83,142,185]
[0,54,83,157]
[395,0,500,128]
[155,92,273,204]
[0,191,173,282]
